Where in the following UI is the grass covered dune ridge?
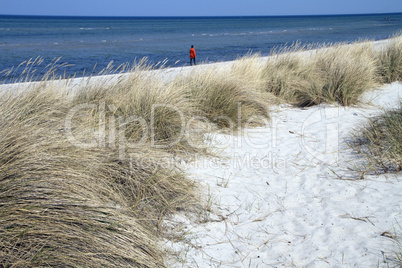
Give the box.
[0,34,402,267]
[0,83,201,266]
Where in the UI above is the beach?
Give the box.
[1,38,401,267]
[166,81,402,267]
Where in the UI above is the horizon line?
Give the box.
[1,12,401,18]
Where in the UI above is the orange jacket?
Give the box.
[190,48,196,58]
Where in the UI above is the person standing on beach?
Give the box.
[190,45,196,66]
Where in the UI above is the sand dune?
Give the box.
[167,82,402,267]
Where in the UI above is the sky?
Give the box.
[1,0,401,17]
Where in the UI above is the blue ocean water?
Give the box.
[1,13,402,81]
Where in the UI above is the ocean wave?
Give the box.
[202,27,335,37]
[78,27,113,31]
[204,31,278,37]
[308,27,333,31]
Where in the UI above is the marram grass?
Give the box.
[73,60,200,154]
[174,66,271,128]
[377,33,402,83]
[0,67,200,267]
[262,41,379,107]
[350,103,402,173]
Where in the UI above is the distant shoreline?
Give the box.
[0,38,392,93]
[1,12,402,19]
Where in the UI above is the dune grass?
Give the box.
[349,104,402,173]
[262,44,320,106]
[0,68,201,267]
[0,56,74,85]
[0,58,272,266]
[230,52,266,91]
[174,66,270,129]
[261,41,379,107]
[311,42,378,106]
[72,60,200,154]
[395,223,402,268]
[377,33,402,83]
[397,240,402,268]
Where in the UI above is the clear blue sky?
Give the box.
[1,0,401,17]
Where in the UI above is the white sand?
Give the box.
[165,82,402,267]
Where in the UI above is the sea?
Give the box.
[1,13,402,81]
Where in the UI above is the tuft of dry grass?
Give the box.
[174,66,270,129]
[310,42,378,106]
[230,52,266,91]
[377,33,402,83]
[72,60,202,153]
[262,44,320,106]
[262,41,379,107]
[349,103,402,173]
[397,237,402,267]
